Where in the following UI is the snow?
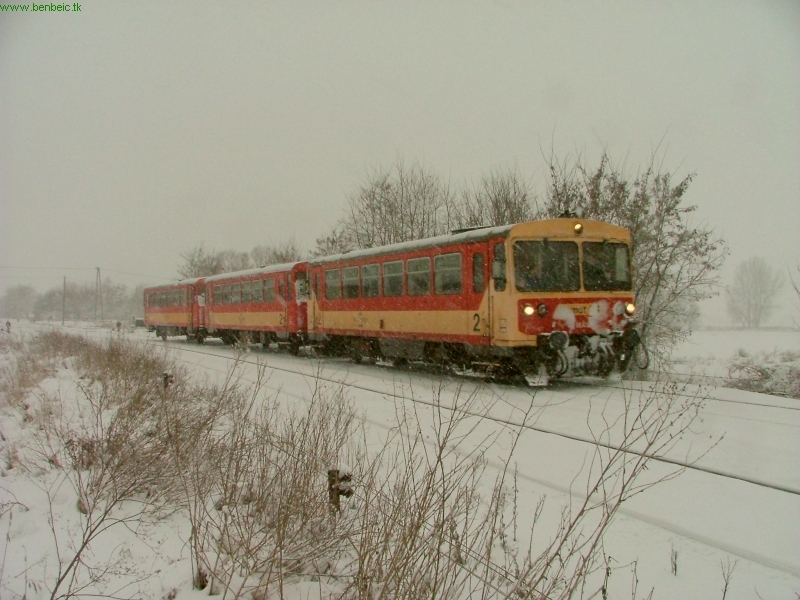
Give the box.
[1,322,798,599]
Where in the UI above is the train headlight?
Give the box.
[523,304,535,316]
[537,303,548,317]
[625,302,636,316]
[574,222,583,235]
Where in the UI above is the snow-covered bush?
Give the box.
[727,349,800,399]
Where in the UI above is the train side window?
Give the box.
[223,284,231,305]
[407,257,431,296]
[214,285,222,305]
[473,252,485,293]
[252,279,263,303]
[264,279,276,302]
[434,253,462,295]
[241,281,251,303]
[383,261,403,297]
[325,268,341,300]
[342,266,360,299]
[285,276,293,301]
[362,264,380,298]
[312,273,320,299]
[159,292,165,307]
[231,283,241,304]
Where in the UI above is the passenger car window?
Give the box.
[383,261,403,297]
[263,279,275,302]
[325,268,341,300]
[362,264,380,298]
[434,253,462,295]
[342,266,359,299]
[407,257,431,296]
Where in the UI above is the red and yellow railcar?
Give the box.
[143,281,198,340]
[204,262,308,351]
[308,218,640,383]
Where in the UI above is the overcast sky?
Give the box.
[1,1,798,323]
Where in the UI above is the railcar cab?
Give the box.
[490,218,638,380]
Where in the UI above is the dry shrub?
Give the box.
[7,331,187,598]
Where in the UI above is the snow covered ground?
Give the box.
[1,322,798,599]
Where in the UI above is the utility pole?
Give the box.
[94,267,102,322]
[62,276,66,325]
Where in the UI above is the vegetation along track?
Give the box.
[22,325,800,577]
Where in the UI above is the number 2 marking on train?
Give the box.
[473,313,481,332]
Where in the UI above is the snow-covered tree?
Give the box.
[0,284,38,318]
[177,244,229,278]
[250,238,304,266]
[456,166,535,229]
[725,257,784,328]
[541,151,727,362]
[343,158,458,249]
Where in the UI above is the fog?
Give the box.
[1,1,798,323]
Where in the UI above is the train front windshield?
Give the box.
[514,241,580,292]
[582,242,631,291]
[513,240,632,293]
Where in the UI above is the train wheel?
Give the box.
[195,332,206,345]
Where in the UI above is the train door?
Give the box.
[489,239,512,341]
[194,283,207,331]
[309,269,322,337]
[277,277,289,335]
[293,270,308,332]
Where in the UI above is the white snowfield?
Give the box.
[1,321,798,599]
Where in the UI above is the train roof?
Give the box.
[309,224,514,266]
[202,261,303,283]
[308,218,629,266]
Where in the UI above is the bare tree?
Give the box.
[725,257,784,328]
[177,244,228,278]
[311,223,355,258]
[343,158,458,249]
[541,150,727,364]
[250,237,305,266]
[456,166,535,229]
